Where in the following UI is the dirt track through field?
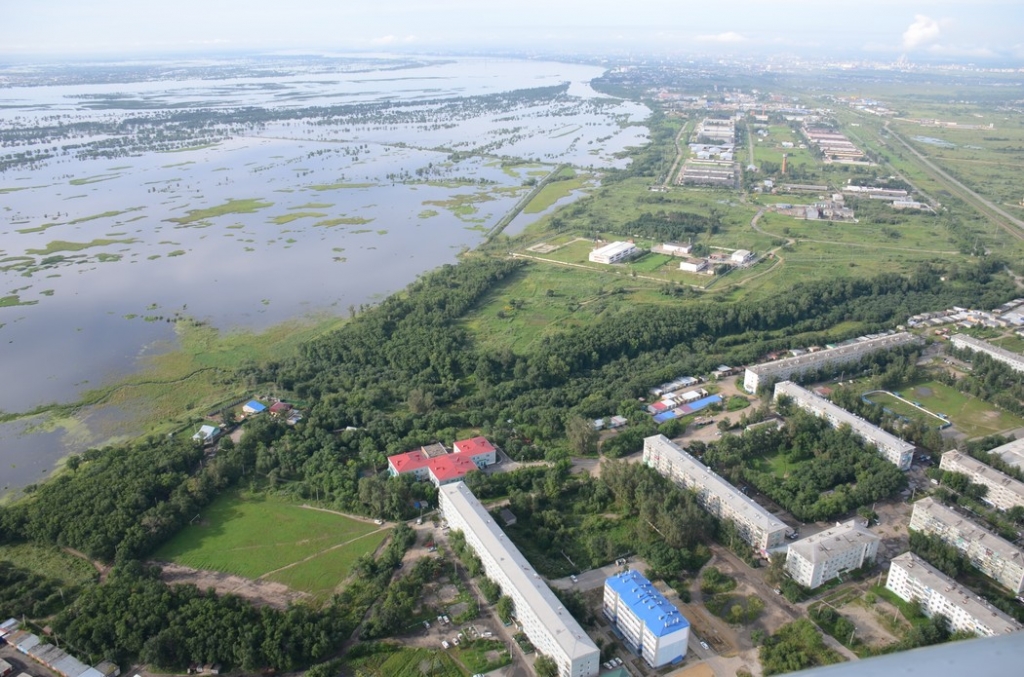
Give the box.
[155,561,310,609]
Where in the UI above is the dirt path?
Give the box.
[155,561,309,609]
[62,546,110,583]
[256,528,389,580]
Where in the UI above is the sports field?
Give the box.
[154,491,389,596]
[863,390,948,429]
[878,380,1024,438]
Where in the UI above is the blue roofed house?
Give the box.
[603,570,689,668]
[242,400,267,416]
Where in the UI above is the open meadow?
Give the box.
[153,491,389,596]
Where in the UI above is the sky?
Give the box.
[2,0,1022,62]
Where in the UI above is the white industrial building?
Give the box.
[939,451,1024,511]
[603,570,689,668]
[886,552,1022,637]
[643,435,788,552]
[438,483,600,677]
[679,259,708,273]
[950,334,1024,374]
[743,332,921,393]
[774,381,914,470]
[785,520,880,589]
[909,498,1024,594]
[989,437,1024,471]
[588,241,638,265]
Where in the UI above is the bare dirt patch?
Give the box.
[156,561,309,609]
[841,601,898,648]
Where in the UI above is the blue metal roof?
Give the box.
[244,400,267,412]
[687,394,722,412]
[605,570,689,637]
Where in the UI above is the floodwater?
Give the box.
[0,54,650,495]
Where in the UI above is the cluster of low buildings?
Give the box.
[802,126,869,164]
[908,301,1024,332]
[388,437,497,488]
[769,194,856,221]
[0,620,118,677]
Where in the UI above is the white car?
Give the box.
[700,640,710,650]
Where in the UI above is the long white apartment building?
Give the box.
[989,437,1024,471]
[939,451,1024,511]
[438,483,600,677]
[743,332,921,393]
[603,570,689,668]
[886,552,1022,637]
[785,520,880,589]
[774,381,914,470]
[910,497,1024,594]
[950,334,1024,374]
[643,435,788,552]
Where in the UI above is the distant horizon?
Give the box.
[3,1,1023,65]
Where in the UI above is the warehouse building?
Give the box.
[909,497,1024,594]
[603,570,689,668]
[643,435,788,552]
[950,334,1024,374]
[939,451,1024,511]
[989,437,1024,471]
[886,552,1021,637]
[785,520,880,589]
[743,332,920,393]
[588,241,638,264]
[439,483,600,677]
[774,381,914,470]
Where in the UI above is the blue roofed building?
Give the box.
[242,400,267,415]
[603,570,689,668]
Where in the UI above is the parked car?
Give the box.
[700,640,710,650]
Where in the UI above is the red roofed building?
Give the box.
[453,436,497,467]
[388,437,498,487]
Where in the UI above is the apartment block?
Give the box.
[910,498,1024,594]
[785,520,880,589]
[774,381,914,470]
[950,334,1024,374]
[939,451,1024,511]
[603,570,689,668]
[438,483,600,677]
[643,435,788,552]
[886,552,1021,637]
[743,332,921,393]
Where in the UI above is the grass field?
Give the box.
[346,648,465,677]
[874,380,1024,437]
[154,491,386,587]
[0,542,99,587]
[266,530,389,599]
[863,391,949,429]
[166,198,274,225]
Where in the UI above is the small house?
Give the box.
[192,425,221,445]
[242,400,267,416]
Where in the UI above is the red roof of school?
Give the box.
[388,449,430,473]
[454,436,496,457]
[429,455,479,482]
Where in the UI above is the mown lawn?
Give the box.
[266,529,390,599]
[153,491,382,581]
[884,380,1024,437]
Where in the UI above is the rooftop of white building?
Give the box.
[788,519,879,564]
[774,381,914,454]
[605,570,689,637]
[911,497,1024,567]
[439,483,598,661]
[748,332,919,376]
[941,451,1024,502]
[988,437,1024,470]
[645,435,786,534]
[889,552,1022,634]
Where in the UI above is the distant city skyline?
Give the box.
[2,1,1023,63]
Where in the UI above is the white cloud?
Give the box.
[902,14,942,50]
[695,31,746,43]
